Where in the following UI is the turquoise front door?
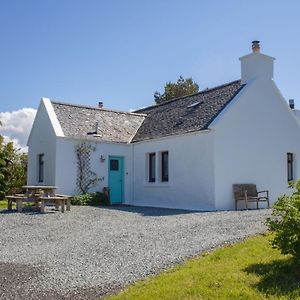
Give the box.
[108,156,124,204]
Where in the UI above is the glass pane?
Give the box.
[149,153,155,182]
[110,159,119,171]
[38,154,44,182]
[287,153,293,181]
[161,152,168,182]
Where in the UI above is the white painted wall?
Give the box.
[212,78,300,210]
[27,100,58,185]
[55,137,133,202]
[132,131,215,211]
[292,109,300,122]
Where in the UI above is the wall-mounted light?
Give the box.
[100,155,106,162]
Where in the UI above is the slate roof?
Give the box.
[131,80,245,142]
[51,102,146,143]
[51,80,244,144]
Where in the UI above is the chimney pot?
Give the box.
[98,101,103,108]
[289,99,295,109]
[252,40,260,53]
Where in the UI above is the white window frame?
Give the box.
[148,152,156,183]
[145,151,170,186]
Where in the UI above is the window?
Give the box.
[161,151,169,182]
[38,154,44,182]
[287,153,294,181]
[110,159,119,171]
[149,153,156,182]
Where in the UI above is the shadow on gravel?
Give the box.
[0,207,56,215]
[0,262,43,299]
[0,210,15,214]
[244,258,300,298]
[0,262,115,300]
[98,204,199,216]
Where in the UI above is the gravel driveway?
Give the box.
[0,205,271,299]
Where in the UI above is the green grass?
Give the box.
[0,199,30,210]
[0,199,43,210]
[0,199,11,210]
[107,234,300,300]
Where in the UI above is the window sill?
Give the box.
[143,182,171,188]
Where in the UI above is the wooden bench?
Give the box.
[6,195,33,212]
[233,184,270,210]
[56,195,72,212]
[39,196,70,213]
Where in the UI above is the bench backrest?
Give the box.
[233,184,258,199]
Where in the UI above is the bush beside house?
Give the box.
[71,192,109,206]
[267,180,300,265]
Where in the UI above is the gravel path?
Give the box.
[0,206,271,299]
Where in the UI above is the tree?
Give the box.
[154,76,199,104]
[0,134,27,199]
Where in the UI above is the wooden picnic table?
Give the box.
[7,185,71,213]
[22,185,57,197]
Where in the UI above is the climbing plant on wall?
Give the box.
[75,142,99,194]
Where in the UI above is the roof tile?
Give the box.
[132,80,244,142]
[51,80,244,144]
[51,102,145,143]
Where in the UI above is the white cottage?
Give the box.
[27,42,300,211]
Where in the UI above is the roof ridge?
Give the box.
[134,79,241,112]
[51,100,146,117]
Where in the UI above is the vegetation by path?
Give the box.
[0,200,10,210]
[108,233,300,300]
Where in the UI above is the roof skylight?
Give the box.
[187,101,201,108]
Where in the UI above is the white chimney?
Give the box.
[239,41,275,84]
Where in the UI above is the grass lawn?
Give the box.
[0,199,11,210]
[108,233,300,300]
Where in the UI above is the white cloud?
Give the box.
[0,108,37,152]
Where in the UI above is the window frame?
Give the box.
[38,153,44,183]
[161,151,169,182]
[110,159,119,171]
[287,152,294,182]
[148,152,156,182]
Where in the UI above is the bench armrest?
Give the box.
[257,190,269,197]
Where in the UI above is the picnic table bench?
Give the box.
[6,186,72,213]
[7,195,29,212]
[39,196,71,213]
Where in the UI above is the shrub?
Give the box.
[71,193,91,206]
[71,192,109,206]
[90,192,110,206]
[266,180,300,263]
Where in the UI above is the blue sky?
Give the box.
[1,0,300,112]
